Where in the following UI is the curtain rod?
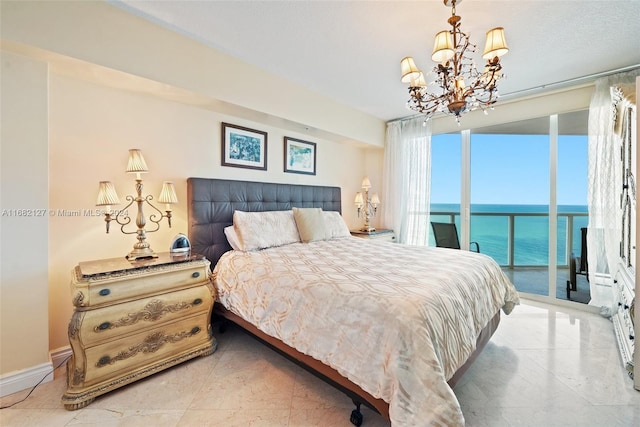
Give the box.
[499,64,640,99]
[388,64,640,125]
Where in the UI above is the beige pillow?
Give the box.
[293,207,326,243]
[233,210,301,251]
[224,225,243,251]
[323,211,351,239]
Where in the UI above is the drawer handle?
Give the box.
[191,272,200,279]
[98,321,111,330]
[631,334,635,341]
[99,288,111,296]
[97,356,111,366]
[193,298,203,305]
[191,326,201,334]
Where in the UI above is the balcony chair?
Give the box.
[578,227,588,278]
[567,227,588,299]
[431,222,480,253]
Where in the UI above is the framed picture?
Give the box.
[284,137,316,175]
[221,122,268,170]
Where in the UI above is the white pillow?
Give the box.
[323,211,351,239]
[293,207,326,243]
[224,225,243,251]
[233,210,301,251]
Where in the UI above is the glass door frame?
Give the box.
[457,115,562,299]
[460,129,471,251]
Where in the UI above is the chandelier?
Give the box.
[400,0,509,123]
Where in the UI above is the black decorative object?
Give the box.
[170,233,191,254]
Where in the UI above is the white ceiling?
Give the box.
[110,0,640,122]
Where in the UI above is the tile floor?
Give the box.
[1,299,640,426]
[503,267,592,304]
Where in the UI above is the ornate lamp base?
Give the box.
[126,247,158,261]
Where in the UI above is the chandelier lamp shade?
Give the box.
[125,148,149,178]
[158,181,179,227]
[401,0,509,123]
[95,181,121,233]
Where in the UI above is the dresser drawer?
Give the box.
[619,279,634,310]
[73,261,210,308]
[83,311,211,386]
[77,284,214,347]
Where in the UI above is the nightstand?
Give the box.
[350,229,396,242]
[62,252,217,410]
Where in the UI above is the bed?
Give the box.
[187,177,519,426]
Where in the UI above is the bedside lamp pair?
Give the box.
[95,149,177,261]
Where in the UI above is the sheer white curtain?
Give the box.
[382,117,432,245]
[587,70,639,312]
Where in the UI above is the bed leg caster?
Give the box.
[350,401,363,426]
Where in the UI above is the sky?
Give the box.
[430,133,588,206]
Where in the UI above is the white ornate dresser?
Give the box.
[61,252,217,410]
[610,81,638,390]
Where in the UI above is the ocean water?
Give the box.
[430,204,589,266]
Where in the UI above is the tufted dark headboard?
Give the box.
[187,178,342,267]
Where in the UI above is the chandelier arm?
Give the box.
[143,195,164,234]
[113,193,163,236]
[479,64,502,93]
[409,98,441,117]
[451,37,460,76]
[408,85,449,116]
[114,196,136,235]
[439,67,452,95]
[455,33,472,77]
[456,32,477,75]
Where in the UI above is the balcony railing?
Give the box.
[430,210,588,268]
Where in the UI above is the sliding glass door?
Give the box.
[429,133,462,245]
[557,110,589,301]
[470,117,550,295]
[429,111,589,303]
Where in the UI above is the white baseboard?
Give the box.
[0,362,53,398]
[50,346,72,370]
[0,346,71,398]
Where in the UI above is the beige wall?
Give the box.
[47,73,377,351]
[2,0,384,148]
[0,52,50,373]
[0,0,385,383]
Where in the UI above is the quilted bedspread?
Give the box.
[213,238,519,426]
